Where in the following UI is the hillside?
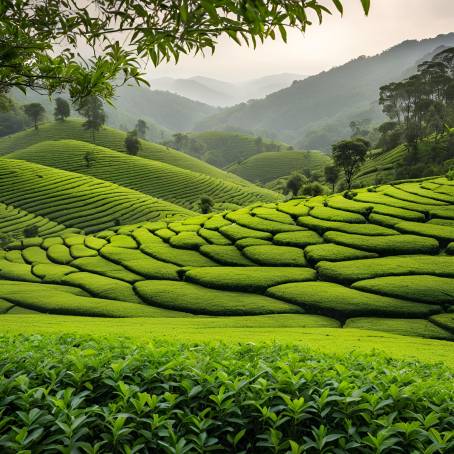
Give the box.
[228,150,332,183]
[0,176,453,340]
[195,33,454,148]
[0,159,191,233]
[0,119,248,185]
[150,73,306,107]
[189,130,293,168]
[7,140,281,210]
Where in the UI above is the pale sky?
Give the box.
[149,0,454,82]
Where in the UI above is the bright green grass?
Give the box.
[134,280,304,316]
[227,150,331,184]
[352,275,454,305]
[345,317,454,340]
[184,266,316,292]
[323,231,439,255]
[317,255,454,284]
[0,119,247,184]
[267,281,441,319]
[0,158,191,233]
[7,140,280,210]
[0,315,453,366]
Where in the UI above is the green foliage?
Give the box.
[135,281,303,316]
[324,165,339,192]
[243,245,308,266]
[1,333,453,452]
[124,129,140,156]
[54,97,70,121]
[267,281,441,319]
[76,96,106,143]
[286,172,304,197]
[332,137,370,189]
[352,275,454,304]
[1,1,368,101]
[22,103,45,130]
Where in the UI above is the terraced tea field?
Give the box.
[0,120,248,184]
[6,140,280,210]
[1,176,453,341]
[0,159,191,233]
[227,150,332,183]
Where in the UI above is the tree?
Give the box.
[1,1,370,103]
[54,97,70,121]
[199,196,214,214]
[76,96,105,143]
[22,103,45,129]
[125,130,141,156]
[136,119,148,139]
[332,138,370,190]
[301,182,324,196]
[286,172,304,197]
[84,150,96,168]
[324,165,339,192]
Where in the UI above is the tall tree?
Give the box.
[76,96,106,144]
[0,1,370,103]
[286,172,304,197]
[22,103,45,130]
[332,138,370,190]
[135,119,148,139]
[125,130,141,156]
[54,97,70,121]
[324,165,339,193]
[199,196,214,214]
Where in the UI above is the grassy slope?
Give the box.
[0,158,191,232]
[7,140,281,210]
[0,119,248,185]
[0,176,453,344]
[189,130,292,168]
[0,315,453,366]
[227,150,332,183]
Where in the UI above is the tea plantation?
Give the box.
[0,175,453,342]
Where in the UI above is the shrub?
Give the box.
[317,255,454,284]
[141,243,218,267]
[352,275,454,305]
[394,221,454,242]
[135,281,303,316]
[185,266,316,292]
[301,182,324,196]
[219,223,272,241]
[243,245,308,266]
[199,245,254,266]
[430,313,454,334]
[23,224,39,238]
[305,243,378,263]
[267,281,441,319]
[273,230,324,247]
[323,231,439,255]
[0,337,452,453]
[310,206,366,223]
[169,232,207,250]
[226,212,301,233]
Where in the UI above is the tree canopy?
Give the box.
[1,0,370,102]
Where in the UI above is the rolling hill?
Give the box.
[0,119,248,185]
[6,140,281,210]
[188,130,294,168]
[195,33,454,148]
[227,150,332,184]
[0,175,453,341]
[0,159,191,233]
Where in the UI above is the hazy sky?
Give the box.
[149,0,454,82]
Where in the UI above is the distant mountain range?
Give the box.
[148,73,307,107]
[194,33,454,150]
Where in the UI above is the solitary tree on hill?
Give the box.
[23,103,45,130]
[76,96,106,144]
[54,97,70,121]
[286,172,305,197]
[136,119,148,139]
[125,129,141,156]
[324,165,339,193]
[332,137,370,190]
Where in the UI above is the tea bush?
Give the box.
[0,336,453,453]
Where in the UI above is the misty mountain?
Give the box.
[194,33,454,150]
[149,73,306,107]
